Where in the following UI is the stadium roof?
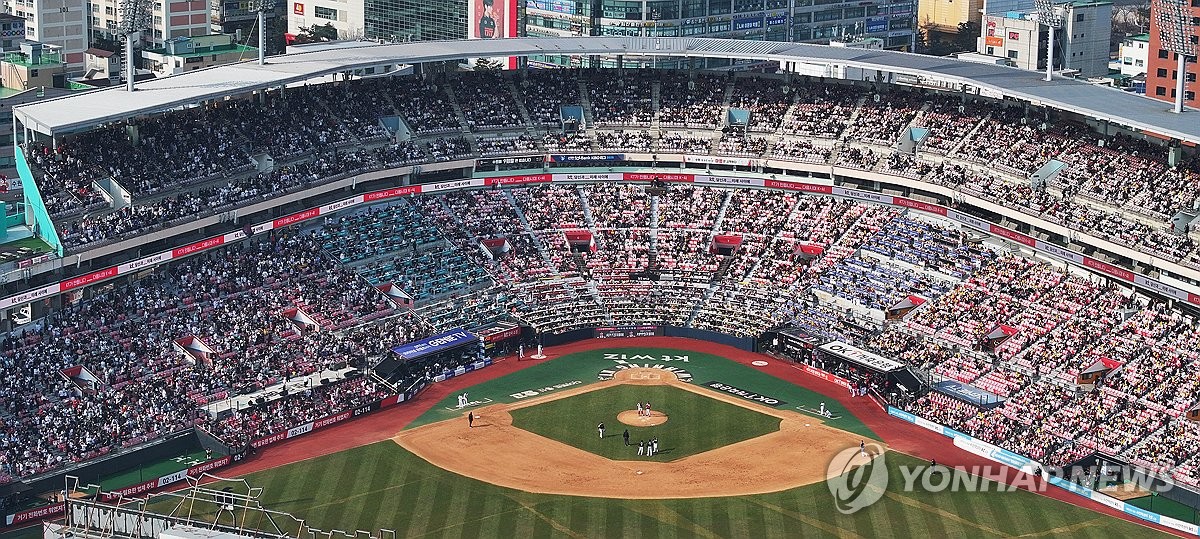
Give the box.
[13,36,1200,141]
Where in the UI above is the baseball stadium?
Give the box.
[5,37,1200,538]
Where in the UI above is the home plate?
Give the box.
[805,424,811,427]
[636,471,644,475]
[751,360,768,367]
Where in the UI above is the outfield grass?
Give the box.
[509,385,780,461]
[410,347,877,439]
[144,441,1169,538]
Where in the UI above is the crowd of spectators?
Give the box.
[17,70,1200,492]
[24,70,1200,271]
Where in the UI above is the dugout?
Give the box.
[758,327,821,362]
[374,328,482,385]
[814,340,921,404]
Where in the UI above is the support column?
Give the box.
[125,33,136,92]
[1175,53,1186,113]
[258,11,266,65]
[1044,26,1054,82]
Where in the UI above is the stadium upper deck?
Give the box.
[12,36,1200,143]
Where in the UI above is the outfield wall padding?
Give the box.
[663,326,755,351]
[540,326,754,351]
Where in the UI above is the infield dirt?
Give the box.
[394,367,881,499]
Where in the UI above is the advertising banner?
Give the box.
[467,0,518,68]
[392,329,479,360]
[476,155,545,168]
[819,341,905,372]
[801,364,853,389]
[701,381,788,407]
[684,154,751,166]
[594,325,663,338]
[549,154,626,163]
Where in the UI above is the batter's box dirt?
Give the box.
[394,368,886,499]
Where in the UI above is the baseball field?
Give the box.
[6,338,1178,538]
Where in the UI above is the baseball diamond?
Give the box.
[31,342,1175,539]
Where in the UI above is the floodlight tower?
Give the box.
[118,0,152,92]
[1033,0,1064,82]
[249,0,277,65]
[1153,0,1197,113]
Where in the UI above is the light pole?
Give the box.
[1034,0,1064,82]
[118,0,151,91]
[248,0,277,65]
[1152,0,1197,113]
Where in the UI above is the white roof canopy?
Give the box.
[14,36,1200,142]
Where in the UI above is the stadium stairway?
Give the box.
[576,80,595,127]
[720,78,736,112]
[312,94,366,146]
[946,111,990,157]
[706,190,734,243]
[501,189,557,271]
[576,185,600,232]
[505,78,537,129]
[648,193,660,265]
[839,96,869,141]
[650,81,662,130]
[440,85,474,134]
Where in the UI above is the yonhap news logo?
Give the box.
[826,442,888,514]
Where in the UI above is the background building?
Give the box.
[1115,32,1148,77]
[211,0,285,55]
[977,0,1110,78]
[89,0,211,48]
[4,0,87,70]
[1145,0,1198,108]
[918,0,983,40]
[141,33,255,75]
[524,0,917,67]
[288,0,476,42]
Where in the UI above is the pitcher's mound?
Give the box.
[618,410,668,426]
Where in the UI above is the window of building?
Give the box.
[1158,68,1168,77]
[986,46,994,54]
[1190,72,1197,82]
[813,9,840,22]
[314,5,337,19]
[1136,59,1143,66]
[1156,86,1167,96]
[1075,13,1083,21]
[1007,50,1018,59]
[1160,49,1170,59]
[1189,91,1197,101]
